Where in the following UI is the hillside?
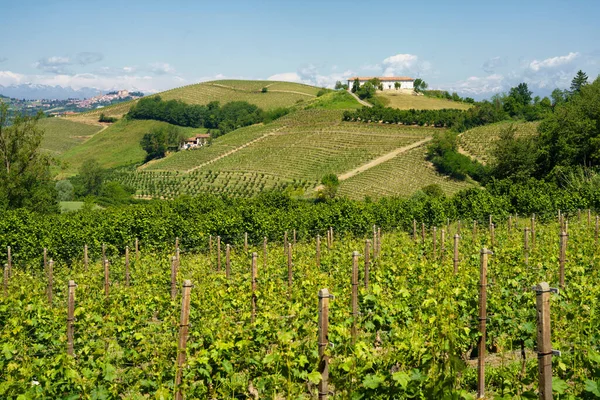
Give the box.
[459,121,540,164]
[375,91,473,110]
[67,80,322,124]
[59,119,198,175]
[38,118,104,155]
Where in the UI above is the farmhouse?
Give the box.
[181,133,210,150]
[347,76,415,91]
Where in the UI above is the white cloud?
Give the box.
[268,65,354,88]
[0,70,26,86]
[482,56,504,74]
[381,53,430,77]
[150,62,176,75]
[33,56,72,74]
[439,74,505,96]
[529,52,579,71]
[123,66,135,73]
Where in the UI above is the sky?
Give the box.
[0,0,599,98]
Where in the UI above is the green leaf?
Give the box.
[103,363,117,382]
[585,380,600,397]
[552,377,568,394]
[307,371,322,384]
[392,371,410,388]
[363,373,385,389]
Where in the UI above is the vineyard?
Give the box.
[2,214,600,398]
[38,118,103,156]
[67,80,321,125]
[376,91,473,111]
[337,146,474,199]
[459,121,540,164]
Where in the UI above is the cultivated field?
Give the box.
[2,218,597,398]
[38,118,103,155]
[67,80,322,124]
[338,145,474,199]
[459,121,540,164]
[376,91,473,110]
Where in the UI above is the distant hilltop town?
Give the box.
[0,90,144,117]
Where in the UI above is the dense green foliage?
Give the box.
[127,96,289,137]
[98,113,118,123]
[0,102,57,213]
[424,89,475,104]
[426,131,487,181]
[140,125,185,161]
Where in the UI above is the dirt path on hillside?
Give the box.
[347,89,373,107]
[184,126,286,173]
[314,137,432,191]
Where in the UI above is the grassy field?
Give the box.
[338,145,474,199]
[376,91,473,110]
[58,119,197,176]
[459,121,540,164]
[38,118,103,155]
[68,80,322,124]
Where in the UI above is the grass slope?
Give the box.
[38,118,103,155]
[459,121,540,164]
[59,119,197,175]
[375,91,473,110]
[337,146,474,199]
[68,80,322,124]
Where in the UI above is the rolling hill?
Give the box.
[67,80,322,124]
[38,118,103,156]
[57,79,476,199]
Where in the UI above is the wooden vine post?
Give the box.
[104,259,110,298]
[318,288,332,400]
[47,259,54,305]
[477,248,492,399]
[330,227,334,248]
[43,247,48,271]
[209,235,213,267]
[217,236,221,272]
[377,227,381,256]
[316,235,321,267]
[171,256,178,300]
[457,219,461,235]
[135,238,139,260]
[251,252,258,324]
[490,223,495,248]
[596,215,599,246]
[175,237,179,255]
[101,243,106,262]
[364,239,370,289]
[588,209,592,227]
[453,234,460,275]
[225,244,231,279]
[559,231,568,289]
[373,225,378,259]
[84,244,88,271]
[293,229,297,246]
[284,231,289,257]
[174,279,192,400]
[535,282,556,400]
[67,280,76,356]
[351,251,359,344]
[421,223,426,247]
[7,246,11,277]
[412,219,417,241]
[244,232,248,252]
[287,243,293,297]
[263,237,267,269]
[125,246,130,286]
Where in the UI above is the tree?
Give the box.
[79,159,105,196]
[317,173,339,200]
[491,124,538,180]
[55,180,74,201]
[140,125,184,161]
[261,87,268,93]
[413,78,428,92]
[351,78,360,93]
[0,102,57,212]
[570,70,588,94]
[334,81,345,90]
[551,88,567,108]
[356,82,377,100]
[394,82,401,91]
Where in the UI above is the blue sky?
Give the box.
[0,0,599,98]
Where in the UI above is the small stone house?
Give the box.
[181,133,210,150]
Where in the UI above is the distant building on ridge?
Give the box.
[347,76,415,91]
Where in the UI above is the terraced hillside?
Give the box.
[376,91,472,110]
[113,109,461,199]
[337,146,474,200]
[459,121,540,164]
[38,118,103,156]
[68,80,321,124]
